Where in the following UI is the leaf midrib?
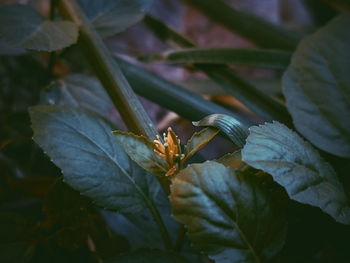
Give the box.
[184,173,261,263]
[49,112,153,206]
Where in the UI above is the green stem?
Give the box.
[59,0,173,250]
[144,15,194,48]
[47,0,58,77]
[144,15,292,125]
[116,57,250,127]
[182,0,302,50]
[174,225,186,252]
[147,199,173,250]
[49,0,58,20]
[59,0,157,139]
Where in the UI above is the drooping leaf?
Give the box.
[41,74,113,119]
[193,114,249,148]
[282,14,350,158]
[143,48,292,69]
[0,4,78,51]
[77,0,153,37]
[183,127,219,162]
[216,151,245,170]
[242,121,350,224]
[113,131,168,176]
[106,249,190,263]
[170,161,287,263]
[30,105,159,214]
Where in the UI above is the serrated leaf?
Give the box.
[106,249,190,263]
[41,74,113,119]
[0,4,78,51]
[242,121,350,224]
[183,127,219,162]
[30,105,159,214]
[78,0,153,38]
[113,131,168,176]
[170,161,287,263]
[282,14,350,158]
[193,114,249,148]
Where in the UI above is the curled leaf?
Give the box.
[215,151,245,170]
[183,127,219,162]
[113,130,168,177]
[193,114,249,148]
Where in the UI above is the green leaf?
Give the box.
[193,114,249,148]
[30,105,159,214]
[282,14,350,158]
[113,131,168,176]
[78,0,153,37]
[242,121,350,224]
[143,48,292,69]
[106,249,190,263]
[41,74,113,119]
[170,161,287,263]
[0,4,78,51]
[183,127,219,162]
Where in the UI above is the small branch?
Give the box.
[144,15,292,125]
[59,0,158,140]
[148,199,173,250]
[181,0,302,50]
[174,224,186,252]
[59,0,173,250]
[47,0,59,77]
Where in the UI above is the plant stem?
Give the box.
[116,57,251,127]
[147,199,173,250]
[174,225,186,252]
[182,0,302,50]
[144,15,292,125]
[47,0,58,77]
[59,0,173,250]
[59,0,158,140]
[49,0,58,20]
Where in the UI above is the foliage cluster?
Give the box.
[0,0,349,262]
